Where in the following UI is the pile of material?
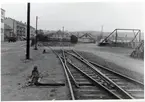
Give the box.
[130,40,144,59]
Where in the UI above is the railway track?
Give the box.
[66,50,144,99]
[50,47,144,100]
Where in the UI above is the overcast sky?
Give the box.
[2,2,145,32]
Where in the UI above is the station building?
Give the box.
[78,33,96,43]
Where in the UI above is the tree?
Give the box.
[36,34,48,42]
[70,35,78,43]
[37,29,44,35]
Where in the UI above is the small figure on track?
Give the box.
[30,66,40,85]
[43,49,46,54]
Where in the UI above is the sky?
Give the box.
[1,2,145,32]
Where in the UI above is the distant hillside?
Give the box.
[43,30,144,41]
[70,31,144,40]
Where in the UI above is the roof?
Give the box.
[47,33,54,37]
[26,25,35,29]
[5,17,35,28]
[79,33,96,40]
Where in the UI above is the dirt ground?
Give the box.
[43,43,144,83]
[1,47,69,101]
[74,43,144,83]
[1,42,144,100]
[77,51,144,83]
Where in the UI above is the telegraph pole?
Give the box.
[26,3,30,59]
[101,25,104,40]
[101,25,103,36]
[139,30,141,42]
[115,29,118,44]
[61,26,64,41]
[34,16,38,50]
[99,25,103,41]
[62,26,64,36]
[63,26,64,32]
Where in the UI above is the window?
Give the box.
[1,19,3,23]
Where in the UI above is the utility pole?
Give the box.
[101,25,103,36]
[115,29,118,44]
[125,34,127,43]
[26,3,30,59]
[62,26,64,32]
[62,26,64,37]
[139,30,141,42]
[99,25,103,41]
[61,26,64,41]
[34,16,38,50]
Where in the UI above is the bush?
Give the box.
[36,34,48,42]
[70,35,78,43]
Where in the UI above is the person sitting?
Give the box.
[30,66,40,85]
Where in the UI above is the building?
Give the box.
[4,24,13,40]
[78,33,96,43]
[4,17,26,40]
[30,26,35,38]
[1,8,5,41]
[4,17,35,40]
[25,25,36,39]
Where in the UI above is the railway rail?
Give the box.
[49,47,144,100]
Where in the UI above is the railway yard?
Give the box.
[1,2,144,101]
[1,41,144,100]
